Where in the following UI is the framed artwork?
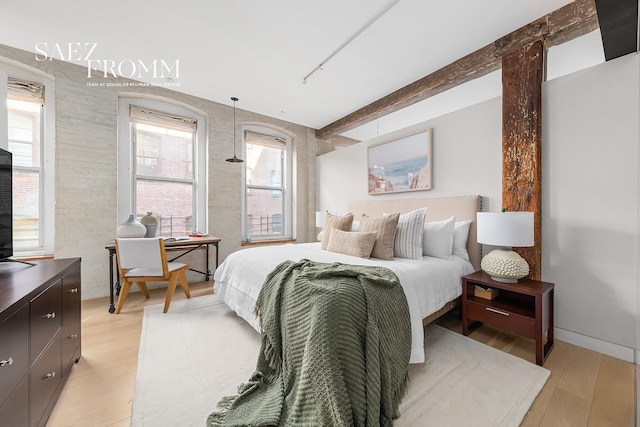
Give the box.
[367,129,432,194]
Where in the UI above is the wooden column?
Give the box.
[501,40,543,280]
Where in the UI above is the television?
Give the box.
[0,148,12,260]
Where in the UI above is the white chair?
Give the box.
[114,237,191,313]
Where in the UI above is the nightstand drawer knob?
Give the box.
[486,307,510,316]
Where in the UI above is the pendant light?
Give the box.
[226,97,244,163]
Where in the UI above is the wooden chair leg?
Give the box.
[163,274,179,313]
[115,280,132,314]
[179,270,191,299]
[136,282,150,299]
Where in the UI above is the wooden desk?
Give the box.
[105,237,221,313]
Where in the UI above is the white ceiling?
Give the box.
[1,0,604,141]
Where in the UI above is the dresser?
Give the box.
[0,258,81,427]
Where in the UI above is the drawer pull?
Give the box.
[68,288,79,294]
[69,333,79,339]
[44,372,56,379]
[0,357,13,367]
[486,307,510,316]
[43,312,56,319]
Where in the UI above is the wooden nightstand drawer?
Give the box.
[467,300,535,338]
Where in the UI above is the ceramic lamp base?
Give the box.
[480,248,529,283]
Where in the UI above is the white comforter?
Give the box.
[213,242,474,364]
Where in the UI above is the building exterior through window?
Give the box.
[7,78,44,251]
[244,130,291,241]
[117,99,206,237]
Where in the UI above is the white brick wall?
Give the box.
[0,44,318,300]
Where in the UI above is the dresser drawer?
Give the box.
[30,280,62,364]
[30,331,61,427]
[467,300,535,339]
[61,268,81,375]
[0,374,29,427]
[0,304,29,406]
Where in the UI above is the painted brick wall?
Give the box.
[0,44,318,300]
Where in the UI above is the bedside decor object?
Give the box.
[225,97,244,163]
[477,211,534,283]
[471,285,499,300]
[140,212,159,237]
[116,214,146,238]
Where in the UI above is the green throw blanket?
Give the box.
[207,259,411,427]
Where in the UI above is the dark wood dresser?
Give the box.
[0,258,81,427]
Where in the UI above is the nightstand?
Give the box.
[462,271,554,366]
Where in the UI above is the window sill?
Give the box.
[241,239,296,247]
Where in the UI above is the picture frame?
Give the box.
[367,129,432,194]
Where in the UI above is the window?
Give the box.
[118,100,206,237]
[6,77,51,254]
[244,129,291,240]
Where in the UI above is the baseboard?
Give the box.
[555,327,636,363]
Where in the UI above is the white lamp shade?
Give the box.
[477,212,534,247]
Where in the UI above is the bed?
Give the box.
[213,195,481,364]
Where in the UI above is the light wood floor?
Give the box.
[46,282,636,427]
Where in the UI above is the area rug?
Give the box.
[132,294,549,427]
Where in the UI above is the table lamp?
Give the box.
[315,211,325,228]
[476,211,534,283]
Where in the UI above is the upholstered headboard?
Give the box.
[346,195,482,271]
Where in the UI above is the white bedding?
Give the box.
[213,242,474,364]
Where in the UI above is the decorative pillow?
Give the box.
[452,220,472,261]
[320,212,354,250]
[359,213,399,260]
[327,230,377,258]
[422,216,456,259]
[351,220,360,232]
[394,208,428,260]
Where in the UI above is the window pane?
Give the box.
[135,123,193,180]
[136,179,193,236]
[13,169,39,249]
[7,99,41,168]
[246,188,283,237]
[246,143,282,187]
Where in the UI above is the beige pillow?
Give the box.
[320,212,354,250]
[327,230,377,258]
[359,213,400,260]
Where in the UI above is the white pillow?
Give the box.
[422,216,456,259]
[394,208,428,260]
[351,220,360,232]
[452,220,472,261]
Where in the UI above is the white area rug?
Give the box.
[132,294,549,427]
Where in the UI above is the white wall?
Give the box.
[317,53,640,360]
[317,97,503,214]
[543,53,639,352]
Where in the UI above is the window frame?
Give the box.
[0,64,55,256]
[117,97,207,234]
[241,125,292,241]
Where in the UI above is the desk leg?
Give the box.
[108,252,116,313]
[205,244,211,281]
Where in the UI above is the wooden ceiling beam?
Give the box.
[594,0,639,60]
[316,0,599,139]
